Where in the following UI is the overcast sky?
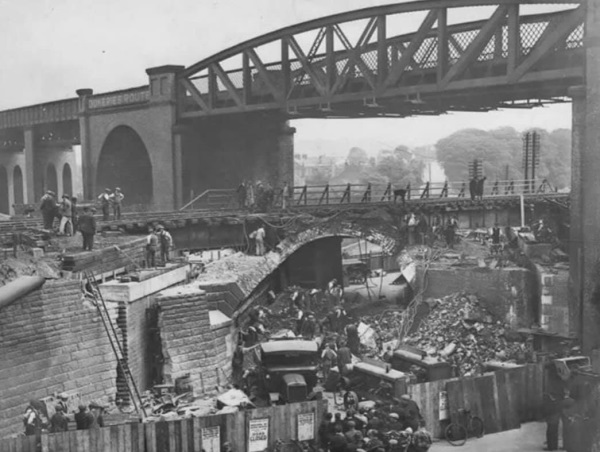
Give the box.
[0,0,573,152]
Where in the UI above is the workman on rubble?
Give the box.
[145,227,159,267]
[337,342,353,376]
[88,402,104,428]
[321,343,338,382]
[40,190,57,230]
[58,194,73,235]
[49,405,69,433]
[156,225,173,264]
[301,313,317,339]
[249,226,266,256]
[345,323,361,356]
[78,206,97,251]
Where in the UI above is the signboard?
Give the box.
[297,412,315,441]
[201,426,221,452]
[439,391,449,420]
[248,418,269,452]
[88,90,150,109]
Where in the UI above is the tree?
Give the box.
[346,147,369,166]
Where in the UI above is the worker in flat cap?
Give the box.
[98,188,112,221]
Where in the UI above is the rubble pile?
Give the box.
[403,293,530,376]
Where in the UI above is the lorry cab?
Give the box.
[260,339,319,403]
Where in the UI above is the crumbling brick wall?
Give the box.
[0,280,118,437]
[156,285,233,394]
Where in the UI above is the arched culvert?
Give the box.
[96,126,153,206]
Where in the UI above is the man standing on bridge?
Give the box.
[156,225,173,264]
[98,188,112,221]
[110,187,124,220]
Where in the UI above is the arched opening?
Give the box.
[62,163,73,196]
[97,126,153,206]
[45,164,58,194]
[13,165,24,205]
[0,166,8,214]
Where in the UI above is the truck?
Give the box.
[259,339,320,404]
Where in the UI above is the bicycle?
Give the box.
[444,408,484,446]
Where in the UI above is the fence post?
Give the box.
[361,183,372,202]
[440,181,448,198]
[458,182,466,197]
[420,182,430,199]
[382,183,392,202]
[340,183,351,203]
[406,183,411,200]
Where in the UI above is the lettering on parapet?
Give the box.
[88,90,150,109]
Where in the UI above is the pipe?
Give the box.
[0,276,46,311]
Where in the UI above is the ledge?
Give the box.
[99,264,190,302]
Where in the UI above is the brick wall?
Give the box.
[0,280,117,437]
[157,285,233,395]
[125,295,157,391]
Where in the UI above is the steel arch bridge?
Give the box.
[177,0,584,119]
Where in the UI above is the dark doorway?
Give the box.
[13,165,23,205]
[62,163,73,196]
[0,166,8,214]
[97,126,153,206]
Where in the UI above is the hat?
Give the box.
[156,225,164,230]
[78,404,87,411]
[55,405,63,411]
[401,394,411,401]
[89,401,103,409]
[58,392,68,400]
[389,413,399,419]
[62,194,70,199]
[105,188,111,193]
[46,190,53,195]
[115,187,121,191]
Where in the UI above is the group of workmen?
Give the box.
[23,394,105,436]
[406,212,459,249]
[144,225,174,267]
[39,190,97,250]
[97,187,125,220]
[237,180,294,212]
[318,396,431,452]
[468,176,487,201]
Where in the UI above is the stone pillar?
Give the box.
[275,121,296,188]
[23,127,35,204]
[146,65,184,210]
[76,88,93,200]
[569,86,585,338]
[581,1,600,352]
[172,125,186,209]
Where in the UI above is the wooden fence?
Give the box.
[0,400,326,452]
[408,362,544,438]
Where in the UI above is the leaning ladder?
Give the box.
[83,271,146,419]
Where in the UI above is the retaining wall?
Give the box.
[0,279,118,437]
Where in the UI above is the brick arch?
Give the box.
[276,225,399,261]
[96,125,153,206]
[62,163,73,196]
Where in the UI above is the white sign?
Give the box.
[202,426,221,452]
[439,391,449,420]
[297,413,315,441]
[88,90,150,109]
[248,418,269,452]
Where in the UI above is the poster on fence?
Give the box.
[439,391,449,420]
[202,426,221,452]
[248,418,269,452]
[297,413,315,441]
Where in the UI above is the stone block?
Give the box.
[30,247,44,258]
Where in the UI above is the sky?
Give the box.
[0,0,573,153]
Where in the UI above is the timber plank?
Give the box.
[145,422,157,452]
[192,418,202,452]
[155,421,169,452]
[475,374,499,434]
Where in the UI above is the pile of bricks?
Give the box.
[61,238,146,274]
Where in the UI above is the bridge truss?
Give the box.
[178,0,584,119]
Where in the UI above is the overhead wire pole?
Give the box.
[84,271,147,419]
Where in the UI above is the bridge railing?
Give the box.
[178,179,557,211]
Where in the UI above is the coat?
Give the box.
[78,213,96,234]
